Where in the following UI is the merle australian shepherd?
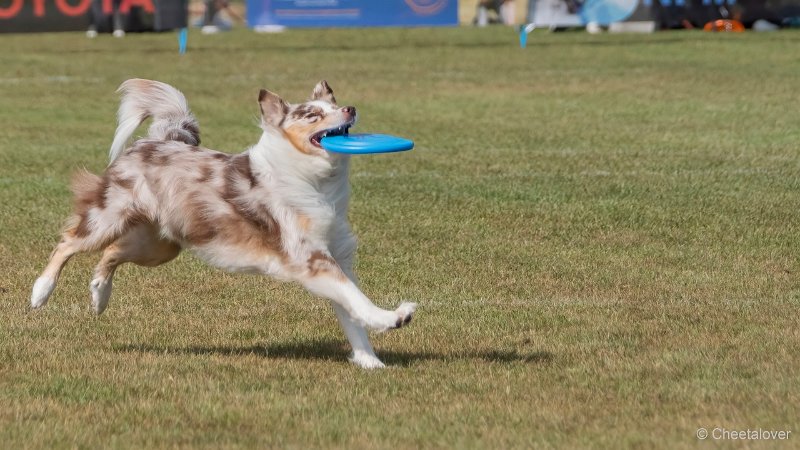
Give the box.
[30,79,416,369]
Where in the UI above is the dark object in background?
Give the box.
[90,0,188,33]
[154,0,189,30]
[89,0,147,34]
[653,0,798,29]
[0,0,187,34]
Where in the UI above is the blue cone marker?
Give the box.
[178,27,188,54]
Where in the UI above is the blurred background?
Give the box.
[1,0,798,35]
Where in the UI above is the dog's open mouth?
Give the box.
[310,123,352,148]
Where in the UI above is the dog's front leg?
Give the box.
[325,235,386,367]
[299,261,415,333]
[331,304,386,369]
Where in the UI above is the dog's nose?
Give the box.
[342,106,356,116]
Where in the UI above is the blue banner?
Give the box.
[247,0,457,28]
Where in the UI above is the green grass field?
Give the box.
[1,27,799,448]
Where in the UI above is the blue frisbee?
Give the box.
[321,133,414,154]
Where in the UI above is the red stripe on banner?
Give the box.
[0,0,23,20]
[404,0,447,15]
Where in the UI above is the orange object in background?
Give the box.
[703,19,745,31]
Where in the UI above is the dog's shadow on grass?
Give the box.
[115,339,553,366]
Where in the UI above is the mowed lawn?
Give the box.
[1,27,799,449]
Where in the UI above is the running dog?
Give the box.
[30,79,415,369]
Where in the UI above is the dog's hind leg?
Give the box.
[31,221,130,310]
[90,246,119,315]
[31,170,144,309]
[90,223,181,314]
[31,239,79,308]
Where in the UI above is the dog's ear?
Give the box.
[258,89,289,128]
[311,80,336,104]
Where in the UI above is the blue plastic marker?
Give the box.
[519,23,536,48]
[178,27,188,54]
[321,133,414,155]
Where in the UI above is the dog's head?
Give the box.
[258,81,356,156]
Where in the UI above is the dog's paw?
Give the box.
[89,277,112,315]
[392,302,416,329]
[30,276,55,309]
[350,351,386,369]
[361,302,417,332]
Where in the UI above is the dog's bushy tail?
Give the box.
[108,79,200,163]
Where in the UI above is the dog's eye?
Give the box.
[292,106,324,123]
